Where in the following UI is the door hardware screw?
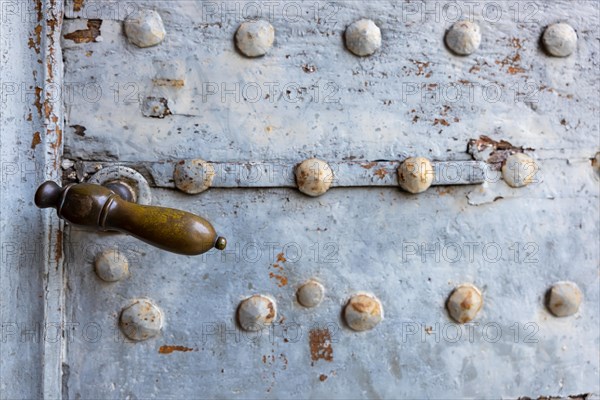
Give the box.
[297,280,325,308]
[546,281,582,317]
[345,19,382,57]
[446,284,483,324]
[397,157,434,194]
[237,295,277,331]
[124,9,166,48]
[344,293,383,331]
[235,20,275,57]
[120,299,163,341]
[295,158,334,197]
[94,249,129,282]
[445,21,481,55]
[501,153,538,188]
[173,159,216,194]
[542,23,577,57]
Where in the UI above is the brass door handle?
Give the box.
[35,181,226,255]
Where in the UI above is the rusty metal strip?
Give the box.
[79,160,488,188]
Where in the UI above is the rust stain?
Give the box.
[511,37,522,49]
[35,0,43,21]
[270,252,287,286]
[460,291,473,310]
[424,326,433,335]
[361,162,377,169]
[350,300,375,314]
[27,113,33,121]
[409,59,431,76]
[152,78,185,87]
[266,302,275,320]
[64,19,102,43]
[433,118,449,127]
[373,168,387,179]
[269,272,288,287]
[73,0,84,12]
[34,87,43,117]
[158,345,195,354]
[309,328,333,362]
[31,132,42,149]
[319,374,328,382]
[495,42,526,75]
[28,25,42,53]
[276,252,286,263]
[507,66,526,75]
[44,101,52,119]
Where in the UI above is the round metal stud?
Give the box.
[546,281,582,317]
[397,157,435,194]
[446,284,483,324]
[295,158,334,197]
[120,299,163,341]
[542,23,577,57]
[237,295,277,331]
[344,19,382,57]
[297,280,325,308]
[173,159,215,194]
[501,153,538,188]
[445,20,481,56]
[344,293,383,332]
[94,249,129,282]
[88,166,152,205]
[124,9,166,48]
[235,20,275,57]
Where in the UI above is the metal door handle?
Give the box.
[35,181,226,255]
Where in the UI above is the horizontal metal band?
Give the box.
[78,160,488,188]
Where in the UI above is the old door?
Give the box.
[3,0,599,398]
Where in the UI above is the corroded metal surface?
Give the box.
[53,0,600,398]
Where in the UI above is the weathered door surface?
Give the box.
[2,0,599,399]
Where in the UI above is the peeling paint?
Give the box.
[29,25,42,53]
[64,19,102,43]
[141,97,171,118]
[158,345,195,354]
[31,132,42,149]
[467,135,533,169]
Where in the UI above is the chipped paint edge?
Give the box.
[40,0,66,399]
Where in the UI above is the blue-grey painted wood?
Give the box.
[0,0,64,399]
